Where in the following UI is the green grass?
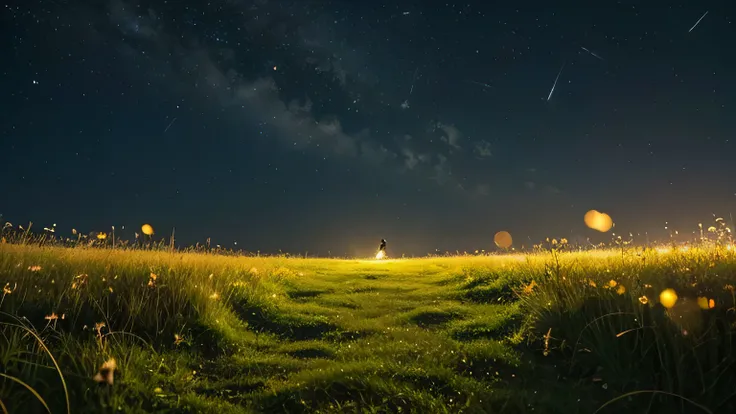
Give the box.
[2,244,736,413]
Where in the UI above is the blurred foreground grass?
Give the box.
[1,243,736,413]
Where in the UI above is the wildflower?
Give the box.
[148,273,157,288]
[616,285,626,295]
[174,334,185,346]
[709,299,716,308]
[639,296,649,304]
[543,328,552,356]
[93,358,117,385]
[607,280,617,288]
[28,265,42,272]
[3,283,15,295]
[522,280,537,295]
[72,228,77,235]
[209,292,219,300]
[588,280,597,288]
[72,274,88,290]
[725,284,735,292]
[45,313,59,321]
[249,267,259,275]
[96,232,107,240]
[95,322,106,338]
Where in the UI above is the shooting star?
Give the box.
[547,62,565,101]
[164,117,177,133]
[402,68,419,110]
[580,46,604,61]
[689,11,709,33]
[408,67,419,95]
[468,80,492,89]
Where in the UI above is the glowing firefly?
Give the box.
[141,224,154,236]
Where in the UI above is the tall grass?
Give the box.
[519,247,736,412]
[1,238,736,412]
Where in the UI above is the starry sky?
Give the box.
[2,1,735,256]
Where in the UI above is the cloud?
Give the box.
[108,0,163,42]
[306,55,349,86]
[431,154,452,184]
[298,19,378,88]
[524,181,536,190]
[232,77,361,157]
[436,123,462,150]
[101,0,486,194]
[402,148,420,170]
[473,140,492,158]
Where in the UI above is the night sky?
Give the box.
[2,1,736,256]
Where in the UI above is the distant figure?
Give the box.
[379,239,387,252]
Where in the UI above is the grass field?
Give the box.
[2,242,736,413]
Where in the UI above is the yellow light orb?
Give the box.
[659,288,678,309]
[141,224,154,236]
[584,210,600,227]
[584,210,613,232]
[494,231,513,249]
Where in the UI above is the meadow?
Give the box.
[2,238,736,413]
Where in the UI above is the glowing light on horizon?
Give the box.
[494,231,513,249]
[375,250,386,260]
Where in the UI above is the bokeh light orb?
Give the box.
[584,210,600,227]
[659,288,678,309]
[141,224,154,236]
[494,231,513,249]
[584,210,613,232]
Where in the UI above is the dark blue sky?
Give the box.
[2,1,735,256]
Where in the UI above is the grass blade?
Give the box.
[0,373,51,414]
